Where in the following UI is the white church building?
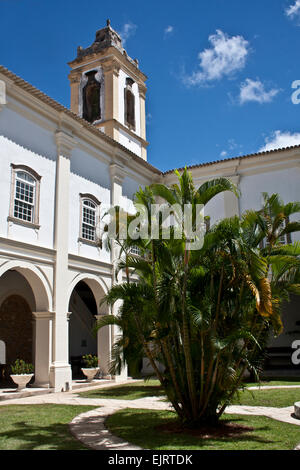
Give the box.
[0,20,299,392]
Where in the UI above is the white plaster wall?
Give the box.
[239,168,300,242]
[122,175,145,202]
[0,107,56,248]
[118,70,141,136]
[69,148,111,262]
[118,129,142,157]
[0,270,36,311]
[120,195,135,214]
[203,192,226,226]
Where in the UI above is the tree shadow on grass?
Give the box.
[106,410,283,450]
[0,420,88,450]
[80,384,165,400]
[0,405,96,450]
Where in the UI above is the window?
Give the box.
[263,217,292,248]
[124,77,135,130]
[83,70,101,123]
[14,171,35,222]
[9,164,41,227]
[130,245,141,256]
[79,194,100,244]
[82,199,96,241]
[277,219,292,245]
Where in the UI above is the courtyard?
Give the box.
[0,379,299,450]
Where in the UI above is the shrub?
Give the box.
[82,354,98,368]
[11,359,34,375]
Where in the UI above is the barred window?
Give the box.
[264,218,291,248]
[130,245,141,256]
[13,171,36,223]
[81,199,97,241]
[124,77,135,130]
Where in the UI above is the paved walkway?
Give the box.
[0,382,299,450]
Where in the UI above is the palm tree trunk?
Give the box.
[182,246,198,420]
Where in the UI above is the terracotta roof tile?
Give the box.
[0,65,161,175]
[1,65,300,178]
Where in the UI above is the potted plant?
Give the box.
[81,354,99,382]
[10,359,34,391]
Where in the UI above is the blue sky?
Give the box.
[1,0,300,171]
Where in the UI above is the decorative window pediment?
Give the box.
[9,164,41,228]
[79,194,101,245]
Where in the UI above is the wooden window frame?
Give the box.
[8,164,41,229]
[78,193,101,246]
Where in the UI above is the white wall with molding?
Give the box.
[0,108,56,248]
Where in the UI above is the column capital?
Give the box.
[109,163,125,185]
[55,130,76,158]
[68,71,81,84]
[228,174,240,185]
[138,83,147,99]
[101,58,120,77]
[33,311,54,320]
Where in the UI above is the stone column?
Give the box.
[102,60,120,141]
[33,311,53,388]
[95,314,111,378]
[109,162,128,381]
[138,84,147,161]
[68,72,81,116]
[49,130,75,392]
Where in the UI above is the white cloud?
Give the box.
[286,1,300,18]
[185,30,250,86]
[218,139,243,159]
[228,138,239,150]
[239,78,279,104]
[164,25,174,36]
[118,23,137,45]
[259,130,300,152]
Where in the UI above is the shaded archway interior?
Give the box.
[68,280,98,379]
[0,270,35,386]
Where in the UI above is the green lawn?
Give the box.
[245,380,300,387]
[232,388,300,407]
[0,404,96,450]
[106,408,300,450]
[79,380,165,400]
[78,379,300,405]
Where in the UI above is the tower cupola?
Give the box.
[68,20,148,160]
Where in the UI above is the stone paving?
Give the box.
[0,381,299,450]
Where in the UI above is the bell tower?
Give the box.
[68,20,148,160]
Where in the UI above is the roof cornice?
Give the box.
[0,65,161,183]
[1,64,300,183]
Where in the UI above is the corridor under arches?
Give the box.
[68,280,98,379]
[0,270,36,386]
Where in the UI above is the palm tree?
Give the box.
[96,172,300,427]
[240,194,300,379]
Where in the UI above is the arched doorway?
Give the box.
[68,281,98,379]
[0,263,51,388]
[0,270,36,385]
[0,295,33,363]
